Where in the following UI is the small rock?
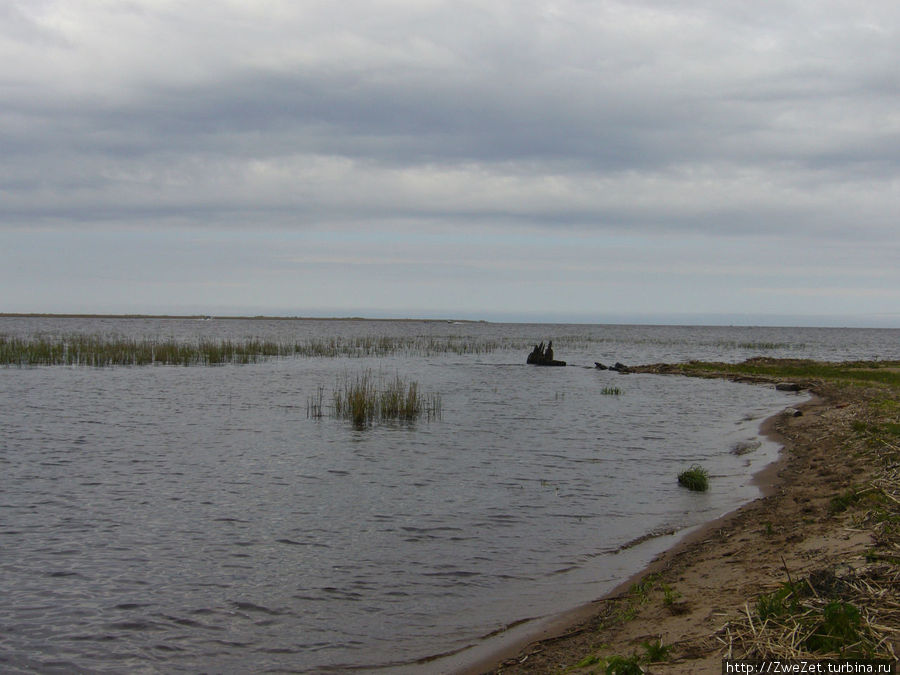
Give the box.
[783,407,803,417]
[731,440,762,455]
[776,382,802,392]
[594,362,608,370]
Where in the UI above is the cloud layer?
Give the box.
[2,1,899,323]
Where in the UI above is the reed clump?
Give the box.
[678,464,710,491]
[333,372,379,428]
[319,371,442,428]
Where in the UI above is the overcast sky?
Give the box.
[2,1,898,325]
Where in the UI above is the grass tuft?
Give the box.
[641,637,671,662]
[604,654,643,674]
[804,601,863,655]
[325,371,441,429]
[678,464,709,491]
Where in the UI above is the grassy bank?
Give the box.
[489,359,900,673]
[639,357,900,389]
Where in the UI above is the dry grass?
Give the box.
[719,565,899,660]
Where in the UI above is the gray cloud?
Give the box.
[2,1,899,321]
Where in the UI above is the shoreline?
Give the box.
[426,391,813,675]
[441,362,899,672]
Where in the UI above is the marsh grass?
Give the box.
[0,333,517,366]
[306,386,326,419]
[601,386,623,395]
[0,334,289,366]
[326,371,441,428]
[678,464,710,491]
[333,372,379,428]
[0,334,819,369]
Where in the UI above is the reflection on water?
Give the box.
[2,318,895,672]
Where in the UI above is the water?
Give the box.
[1,318,898,673]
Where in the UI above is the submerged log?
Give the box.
[534,358,567,366]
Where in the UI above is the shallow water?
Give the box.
[1,318,896,672]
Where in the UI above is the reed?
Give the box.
[326,371,441,428]
[379,375,422,421]
[306,385,326,419]
[0,334,293,366]
[333,372,379,428]
[1,333,515,366]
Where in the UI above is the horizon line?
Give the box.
[2,311,898,329]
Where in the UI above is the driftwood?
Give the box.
[527,341,566,366]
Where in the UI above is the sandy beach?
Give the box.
[461,361,900,674]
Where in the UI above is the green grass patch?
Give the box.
[756,581,803,621]
[829,486,885,515]
[829,488,862,514]
[628,573,659,602]
[574,654,601,668]
[805,601,864,656]
[678,465,709,491]
[575,641,669,674]
[737,568,892,659]
[661,583,682,606]
[601,386,623,395]
[853,419,900,441]
[641,637,671,662]
[604,655,643,674]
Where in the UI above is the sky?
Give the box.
[1,1,899,326]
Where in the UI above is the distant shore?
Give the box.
[0,313,486,323]
[460,360,900,673]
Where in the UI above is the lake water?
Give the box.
[2,318,898,673]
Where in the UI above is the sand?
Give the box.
[455,371,899,674]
